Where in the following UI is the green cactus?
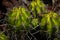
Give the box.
[31,18,38,28]
[30,0,47,17]
[8,7,31,30]
[0,32,8,40]
[40,11,60,35]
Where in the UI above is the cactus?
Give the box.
[0,32,8,40]
[8,7,31,30]
[40,11,60,35]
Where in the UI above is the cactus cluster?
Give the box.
[6,0,60,40]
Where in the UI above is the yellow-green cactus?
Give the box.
[0,32,8,40]
[31,18,38,28]
[30,0,46,17]
[8,7,31,30]
[40,11,60,34]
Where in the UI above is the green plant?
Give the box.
[0,32,8,40]
[40,11,60,35]
[8,7,31,30]
[30,0,47,17]
[7,0,60,39]
[31,18,38,27]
